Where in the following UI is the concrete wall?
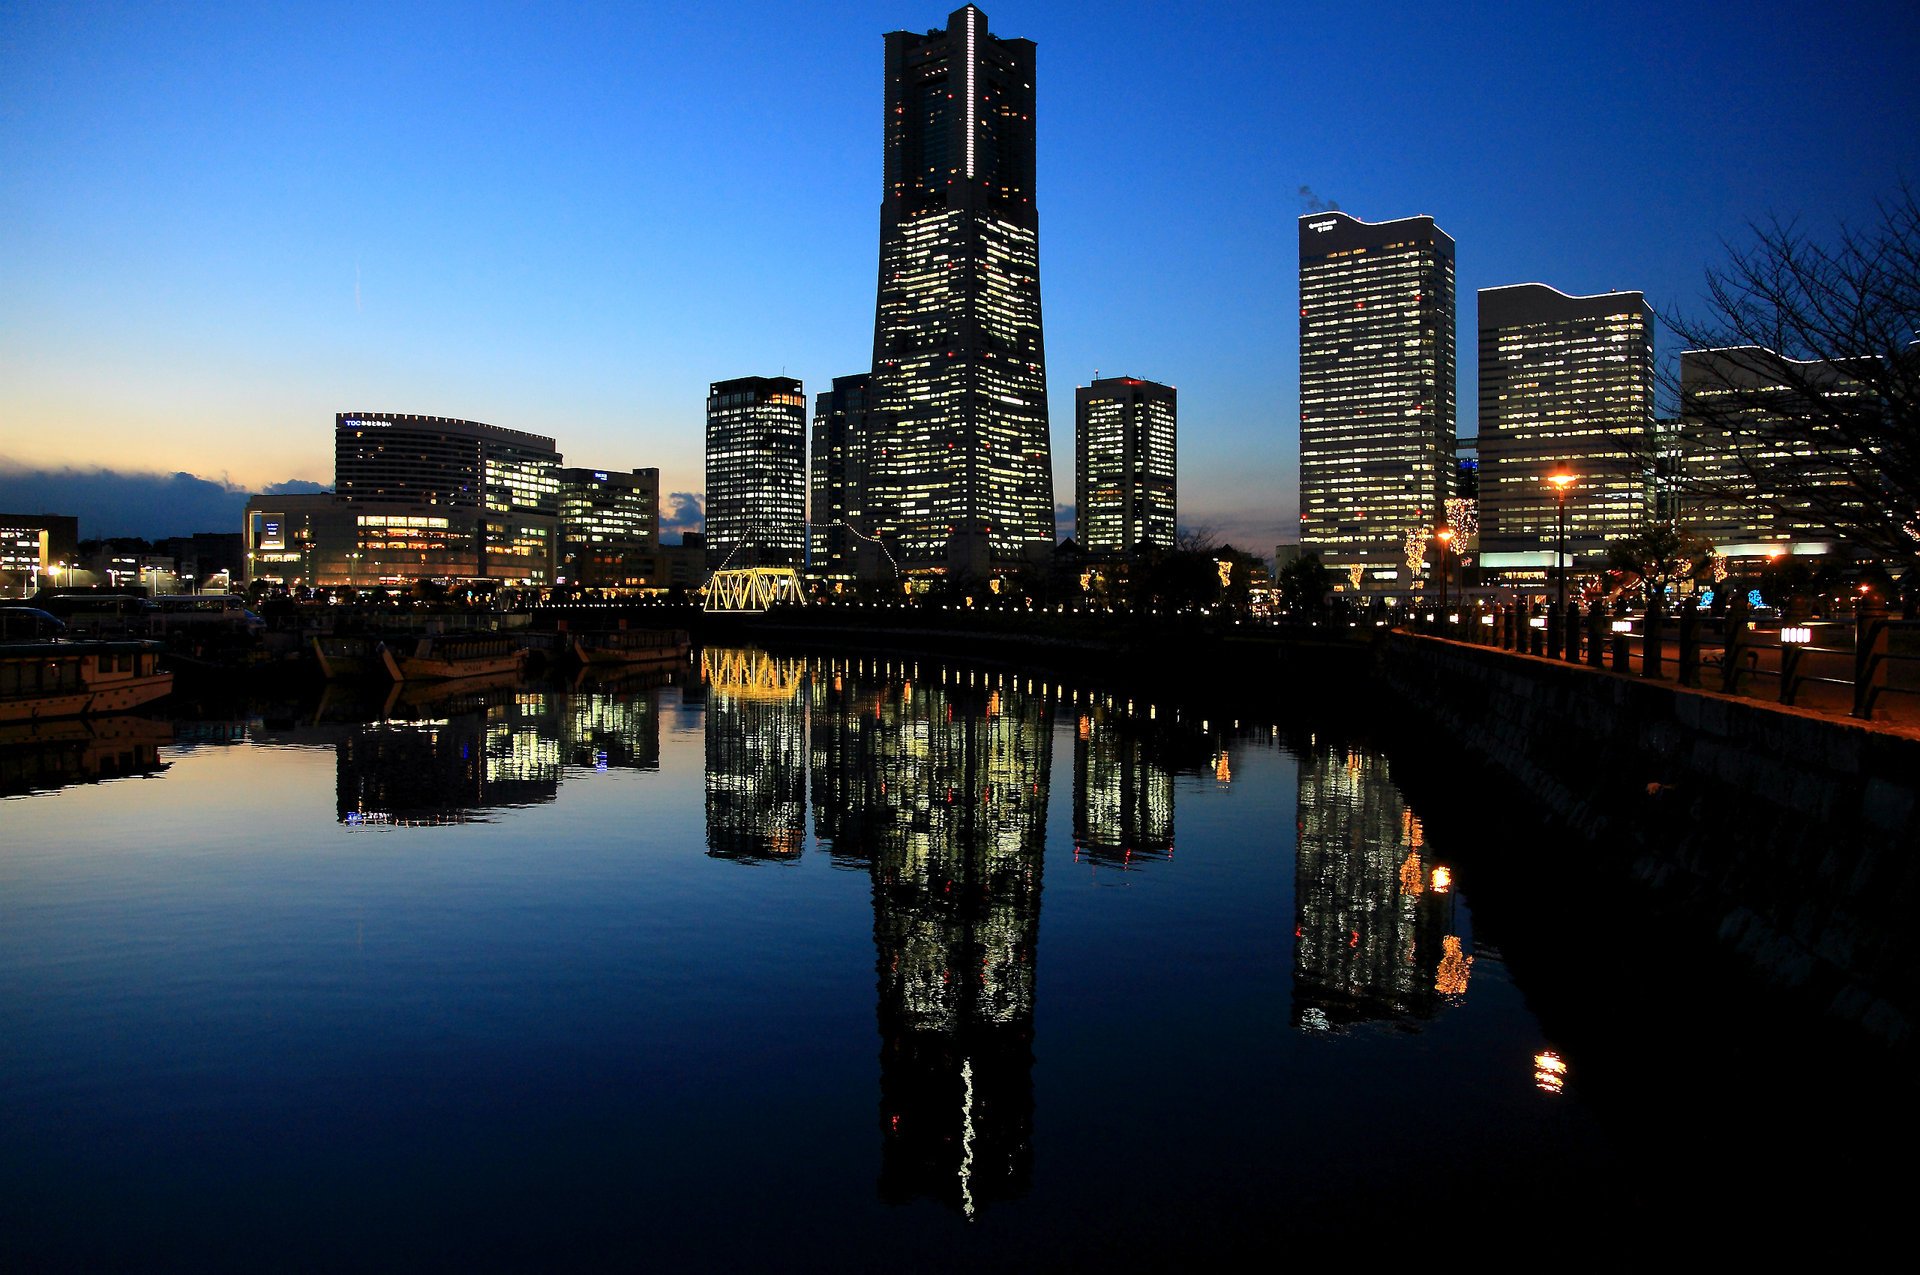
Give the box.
[1380,633,1920,1046]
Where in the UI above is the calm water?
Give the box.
[0,648,1905,1266]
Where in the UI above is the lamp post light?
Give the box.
[1545,472,1576,618]
[1434,525,1455,627]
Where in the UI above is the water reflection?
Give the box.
[1292,743,1467,1031]
[700,649,808,862]
[814,661,1052,1216]
[566,671,664,774]
[0,716,171,798]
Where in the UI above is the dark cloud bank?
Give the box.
[0,462,325,539]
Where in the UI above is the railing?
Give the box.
[1414,600,1920,724]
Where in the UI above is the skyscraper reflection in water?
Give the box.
[336,686,563,825]
[1070,703,1177,869]
[806,659,1052,1218]
[565,676,664,773]
[1292,743,1469,1031]
[702,649,807,863]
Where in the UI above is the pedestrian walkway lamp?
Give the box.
[1434,524,1455,621]
[1546,472,1576,616]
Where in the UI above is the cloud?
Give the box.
[660,491,704,540]
[262,479,330,496]
[0,461,326,539]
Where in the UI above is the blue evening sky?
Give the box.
[3,0,1917,547]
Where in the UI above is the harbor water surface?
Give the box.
[1,649,1905,1266]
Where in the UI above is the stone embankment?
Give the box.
[1381,632,1919,1047]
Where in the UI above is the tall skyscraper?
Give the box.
[1298,212,1456,595]
[1477,284,1655,576]
[704,376,807,569]
[1074,376,1176,556]
[868,5,1053,572]
[810,373,873,583]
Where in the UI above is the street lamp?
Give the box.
[1434,525,1455,622]
[1545,471,1576,618]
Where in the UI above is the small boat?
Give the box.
[570,628,691,668]
[0,639,174,723]
[379,633,527,682]
[313,635,380,679]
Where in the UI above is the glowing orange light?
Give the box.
[1431,865,1453,893]
[1534,1050,1568,1094]
[1436,935,1473,997]
[1545,472,1577,495]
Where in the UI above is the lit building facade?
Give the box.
[1,514,79,595]
[245,412,566,588]
[1074,377,1176,557]
[1477,285,1655,575]
[1298,212,1456,595]
[868,5,1053,571]
[558,467,660,590]
[705,376,807,569]
[810,374,874,583]
[1677,347,1871,559]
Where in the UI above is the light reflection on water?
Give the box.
[6,647,1867,1263]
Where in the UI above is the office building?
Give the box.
[0,514,79,595]
[245,412,565,588]
[810,374,874,583]
[1477,284,1655,575]
[1298,212,1456,595]
[558,467,659,591]
[705,376,807,569]
[1677,347,1870,559]
[867,5,1054,572]
[335,411,561,585]
[1074,376,1176,556]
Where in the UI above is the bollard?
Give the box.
[1564,601,1583,663]
[1781,641,1803,705]
[1854,606,1888,719]
[1722,597,1749,695]
[1546,602,1562,659]
[1530,607,1545,656]
[1612,627,1631,671]
[1678,604,1699,687]
[1641,601,1663,679]
[1505,604,1518,651]
[1586,601,1606,668]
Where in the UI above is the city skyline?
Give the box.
[4,0,1918,548]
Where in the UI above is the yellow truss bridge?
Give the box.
[703,566,806,613]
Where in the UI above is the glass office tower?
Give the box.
[868,5,1053,572]
[1297,213,1455,596]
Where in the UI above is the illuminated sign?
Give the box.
[1308,219,1338,232]
[261,519,284,550]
